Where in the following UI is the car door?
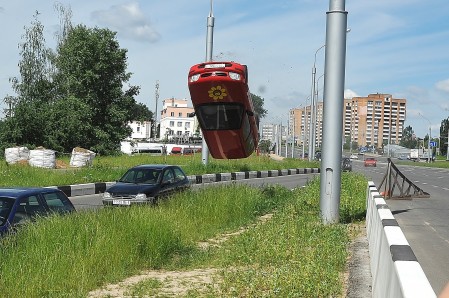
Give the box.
[12,195,47,225]
[41,190,75,213]
[173,167,189,191]
[159,168,176,198]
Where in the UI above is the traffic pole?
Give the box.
[319,0,348,224]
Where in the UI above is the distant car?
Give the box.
[0,187,75,236]
[102,164,190,206]
[364,157,377,167]
[342,157,352,172]
[170,147,182,155]
[349,154,358,160]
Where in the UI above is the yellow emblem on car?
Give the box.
[208,85,227,100]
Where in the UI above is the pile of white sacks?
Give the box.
[4,146,96,168]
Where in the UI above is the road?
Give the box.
[69,173,320,210]
[352,157,449,294]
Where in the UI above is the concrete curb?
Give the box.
[51,168,320,198]
[366,181,436,298]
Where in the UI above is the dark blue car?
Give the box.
[0,187,76,236]
[102,164,190,206]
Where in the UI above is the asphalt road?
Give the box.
[69,173,320,211]
[352,157,449,294]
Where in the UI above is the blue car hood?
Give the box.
[107,183,159,195]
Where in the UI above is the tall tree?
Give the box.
[54,25,139,154]
[399,125,416,148]
[131,103,153,123]
[250,93,267,129]
[1,12,55,148]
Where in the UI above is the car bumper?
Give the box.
[102,198,155,206]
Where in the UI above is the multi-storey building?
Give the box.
[289,102,324,149]
[159,98,199,141]
[261,123,287,143]
[289,93,406,149]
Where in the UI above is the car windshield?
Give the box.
[118,169,161,184]
[197,103,244,130]
[0,197,14,226]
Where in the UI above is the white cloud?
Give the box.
[91,2,160,42]
[435,79,449,93]
[344,89,359,99]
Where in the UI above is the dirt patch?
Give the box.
[87,215,371,297]
[88,214,273,297]
[87,268,220,298]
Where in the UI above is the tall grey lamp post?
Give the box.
[319,0,348,224]
[314,73,325,152]
[419,113,432,162]
[201,0,214,165]
[309,44,325,162]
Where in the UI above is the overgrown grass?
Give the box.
[0,173,368,297]
[0,154,318,187]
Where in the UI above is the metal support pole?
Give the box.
[447,127,449,161]
[308,66,316,161]
[319,0,348,224]
[202,0,214,165]
[310,45,325,161]
[292,114,295,158]
[428,126,432,162]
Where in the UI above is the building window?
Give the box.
[170,121,174,127]
[136,127,140,132]
[185,122,191,129]
[177,121,182,127]
[178,112,182,117]
[171,112,174,117]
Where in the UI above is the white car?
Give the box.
[350,154,358,160]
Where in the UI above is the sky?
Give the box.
[1,0,449,139]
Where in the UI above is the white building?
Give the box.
[127,121,152,140]
[159,98,199,141]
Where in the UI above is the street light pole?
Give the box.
[309,44,325,162]
[201,0,214,165]
[314,73,324,155]
[319,0,348,224]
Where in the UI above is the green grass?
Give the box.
[0,154,319,187]
[0,173,368,297]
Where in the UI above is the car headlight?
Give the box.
[135,193,147,200]
[103,192,111,199]
[190,74,200,82]
[229,72,241,80]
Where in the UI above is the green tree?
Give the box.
[399,125,416,148]
[258,139,272,153]
[0,12,55,150]
[250,93,268,129]
[131,102,153,123]
[54,25,139,154]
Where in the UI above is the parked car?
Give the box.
[170,147,182,155]
[102,164,190,206]
[342,157,352,172]
[0,187,75,236]
[349,154,358,160]
[364,157,377,167]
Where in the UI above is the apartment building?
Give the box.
[344,93,406,147]
[159,98,199,141]
[289,93,406,149]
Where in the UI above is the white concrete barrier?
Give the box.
[366,181,436,298]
